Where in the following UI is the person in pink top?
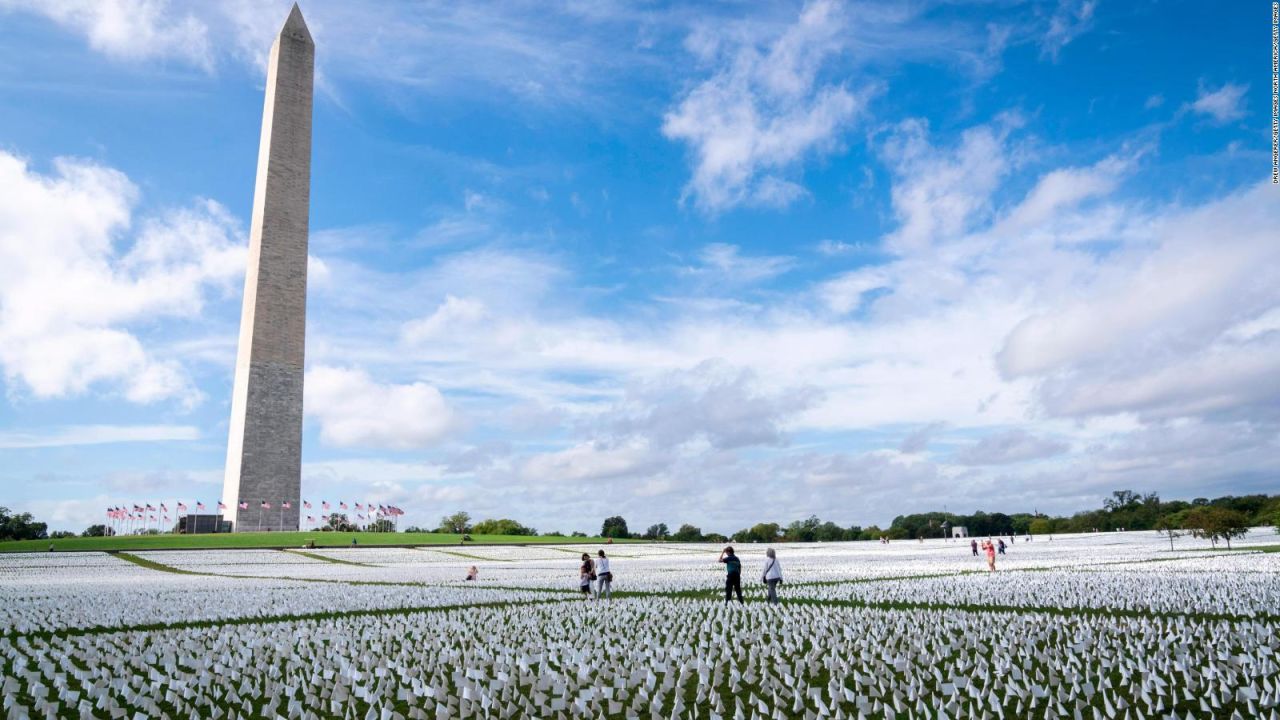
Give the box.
[983,539,996,571]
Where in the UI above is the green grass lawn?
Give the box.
[0,532,639,553]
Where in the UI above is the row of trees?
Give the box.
[382,492,1280,548]
[885,491,1280,540]
[0,507,48,541]
[1155,506,1253,549]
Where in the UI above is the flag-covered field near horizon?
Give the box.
[3,530,1279,719]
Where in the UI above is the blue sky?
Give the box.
[0,0,1274,534]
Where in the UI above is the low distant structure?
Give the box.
[951,526,969,538]
[178,515,232,534]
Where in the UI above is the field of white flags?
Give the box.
[2,529,1279,719]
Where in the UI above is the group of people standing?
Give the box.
[573,546,785,604]
[579,550,614,599]
[970,537,1007,571]
[719,546,784,604]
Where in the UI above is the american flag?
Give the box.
[238,501,249,510]
[322,500,330,510]
[261,501,271,509]
[339,502,348,510]
[282,501,291,509]
[160,503,168,512]
[196,501,205,511]
[176,502,187,512]
[146,504,156,511]
[355,502,363,511]
[303,500,312,509]
[306,515,315,523]
[218,501,227,510]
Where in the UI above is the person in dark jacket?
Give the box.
[718,546,743,603]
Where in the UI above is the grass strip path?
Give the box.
[281,549,376,567]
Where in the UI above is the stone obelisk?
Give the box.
[221,4,313,532]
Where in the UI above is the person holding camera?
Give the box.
[718,546,743,603]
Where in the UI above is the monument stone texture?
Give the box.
[221,4,313,532]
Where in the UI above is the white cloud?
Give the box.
[521,440,664,483]
[0,152,244,405]
[0,0,213,69]
[997,182,1280,423]
[988,155,1129,239]
[402,295,488,344]
[662,0,871,212]
[686,243,795,284]
[879,116,1018,254]
[305,366,455,450]
[953,429,1069,465]
[0,424,198,449]
[819,267,890,314]
[1189,81,1248,123]
[610,360,819,451]
[1040,0,1096,61]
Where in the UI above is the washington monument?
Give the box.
[221,4,313,532]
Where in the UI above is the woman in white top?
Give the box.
[594,549,613,600]
[762,548,783,605]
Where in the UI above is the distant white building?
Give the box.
[951,526,969,538]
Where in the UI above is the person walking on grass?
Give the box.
[579,553,595,599]
[762,548,783,605]
[997,538,1007,555]
[984,539,997,572]
[594,549,613,600]
[970,539,978,557]
[719,546,744,603]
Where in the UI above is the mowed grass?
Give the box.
[0,532,639,553]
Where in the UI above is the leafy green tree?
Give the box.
[1028,518,1054,536]
[814,521,846,542]
[325,513,357,532]
[601,516,629,538]
[438,511,472,534]
[81,524,111,537]
[858,525,884,541]
[734,522,781,543]
[0,507,48,541]
[702,532,728,544]
[785,515,821,542]
[1184,507,1250,549]
[49,530,76,539]
[1154,514,1184,551]
[472,518,536,536]
[671,524,702,542]
[642,523,670,540]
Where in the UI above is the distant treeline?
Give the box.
[421,491,1279,545]
[6,490,1278,543]
[432,489,1280,540]
[883,491,1279,540]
